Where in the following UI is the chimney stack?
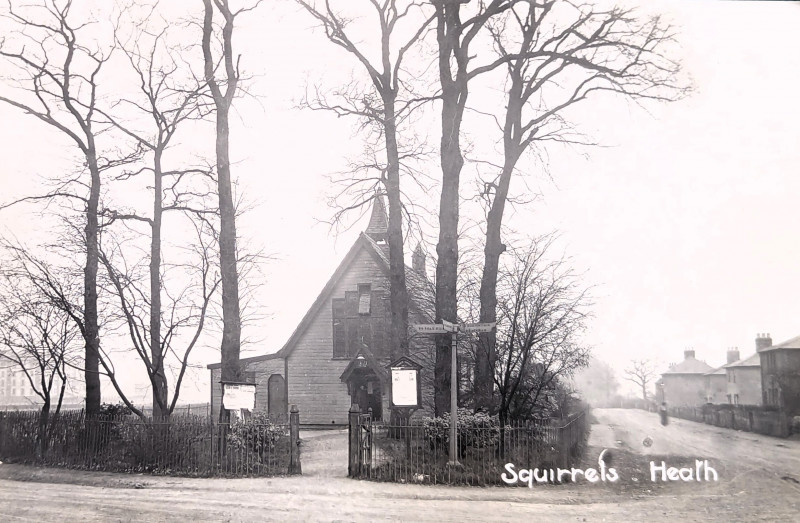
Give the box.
[684,349,695,360]
[755,333,772,352]
[726,347,740,364]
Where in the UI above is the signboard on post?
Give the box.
[387,356,422,409]
[391,369,418,407]
[442,319,458,333]
[459,322,496,334]
[412,323,447,334]
[222,383,256,411]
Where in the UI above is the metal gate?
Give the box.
[348,407,373,478]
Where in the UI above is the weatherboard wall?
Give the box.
[286,245,389,425]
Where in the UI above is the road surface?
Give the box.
[0,411,797,521]
[590,408,800,478]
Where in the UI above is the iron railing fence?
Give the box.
[352,411,588,486]
[0,410,297,477]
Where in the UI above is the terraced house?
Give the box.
[758,334,800,415]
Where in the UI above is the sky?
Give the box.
[1,0,799,403]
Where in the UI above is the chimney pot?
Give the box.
[756,332,773,352]
[684,349,695,360]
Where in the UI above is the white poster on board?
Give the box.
[391,368,418,407]
[223,383,256,410]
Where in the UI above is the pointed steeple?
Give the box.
[412,243,425,273]
[365,192,388,243]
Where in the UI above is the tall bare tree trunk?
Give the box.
[84,148,102,420]
[433,3,467,416]
[216,103,243,386]
[384,98,409,360]
[475,93,523,411]
[202,0,243,423]
[151,149,168,419]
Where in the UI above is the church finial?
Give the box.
[365,191,388,242]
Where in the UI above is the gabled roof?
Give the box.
[726,353,761,368]
[704,365,727,376]
[208,229,436,369]
[663,357,713,375]
[361,233,435,322]
[758,334,800,352]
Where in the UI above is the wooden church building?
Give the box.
[208,196,436,425]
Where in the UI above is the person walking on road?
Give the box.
[659,402,669,426]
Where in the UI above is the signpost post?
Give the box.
[411,320,495,467]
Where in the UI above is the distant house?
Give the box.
[0,363,84,409]
[704,365,727,405]
[661,350,713,407]
[207,196,437,425]
[757,333,800,415]
[724,351,761,406]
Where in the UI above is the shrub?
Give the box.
[422,408,499,453]
[227,411,290,461]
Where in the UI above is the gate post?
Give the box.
[348,404,360,477]
[289,405,301,475]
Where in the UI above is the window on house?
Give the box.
[358,284,371,315]
[732,371,736,383]
[333,285,390,359]
[733,394,739,405]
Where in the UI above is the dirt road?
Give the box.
[591,408,800,477]
[0,413,797,522]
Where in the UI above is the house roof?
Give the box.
[663,357,713,375]
[726,353,761,368]
[704,365,727,376]
[361,233,435,322]
[207,351,281,370]
[758,334,800,352]
[207,225,436,369]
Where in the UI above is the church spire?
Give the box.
[412,242,425,273]
[365,192,388,243]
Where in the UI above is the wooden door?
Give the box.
[268,374,287,420]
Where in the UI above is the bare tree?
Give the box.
[491,236,591,424]
[470,0,690,411]
[294,1,435,370]
[201,0,259,421]
[624,359,657,402]
[573,356,619,407]
[0,1,125,418]
[98,218,220,420]
[94,8,217,420]
[0,240,83,454]
[430,0,532,415]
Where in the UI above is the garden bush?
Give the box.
[227,411,290,461]
[422,408,499,455]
